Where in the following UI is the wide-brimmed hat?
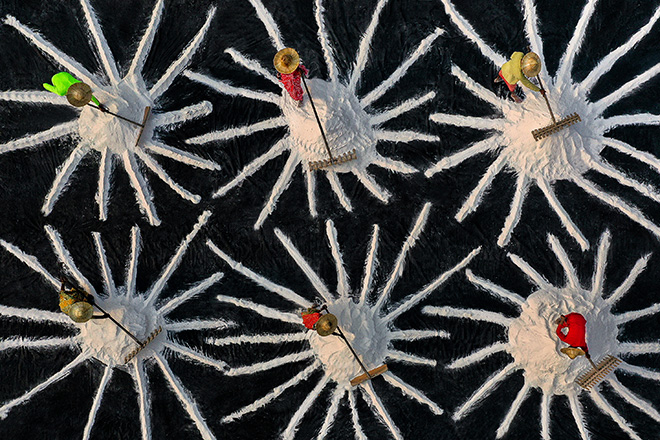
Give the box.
[67,301,94,323]
[66,82,93,107]
[521,52,542,77]
[315,313,338,336]
[274,48,300,74]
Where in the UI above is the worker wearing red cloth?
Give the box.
[274,48,308,106]
[301,304,328,330]
[555,313,591,360]
[494,52,545,103]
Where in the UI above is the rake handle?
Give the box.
[335,327,372,379]
[300,74,335,162]
[536,76,556,124]
[88,103,144,128]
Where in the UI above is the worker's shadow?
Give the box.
[493,80,526,103]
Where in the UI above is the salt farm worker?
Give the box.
[494,52,545,103]
[59,277,108,323]
[555,313,591,360]
[43,72,105,110]
[274,48,309,107]
[301,304,327,330]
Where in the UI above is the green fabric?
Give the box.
[43,72,101,106]
[43,72,80,96]
[501,52,541,92]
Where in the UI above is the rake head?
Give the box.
[134,106,152,147]
[123,326,163,364]
[575,355,621,391]
[350,364,388,387]
[532,113,581,141]
[308,149,357,171]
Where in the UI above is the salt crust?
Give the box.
[77,78,153,155]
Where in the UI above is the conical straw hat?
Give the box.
[66,82,93,107]
[521,52,542,77]
[316,313,338,336]
[68,301,94,323]
[274,48,300,74]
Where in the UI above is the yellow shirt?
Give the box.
[59,288,88,314]
[501,52,540,92]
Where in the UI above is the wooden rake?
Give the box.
[301,74,358,171]
[531,76,581,141]
[332,326,388,387]
[575,355,621,391]
[123,326,163,364]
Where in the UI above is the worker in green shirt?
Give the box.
[494,52,545,103]
[43,72,107,110]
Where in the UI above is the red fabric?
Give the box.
[302,311,321,329]
[279,64,309,101]
[556,313,588,351]
[498,70,516,92]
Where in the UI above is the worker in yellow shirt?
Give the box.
[59,276,108,323]
[494,52,545,103]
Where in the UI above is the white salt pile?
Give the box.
[78,291,163,366]
[508,287,617,394]
[308,297,389,383]
[77,80,153,155]
[281,79,377,172]
[499,89,596,182]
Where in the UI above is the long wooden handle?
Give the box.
[585,353,598,370]
[536,77,556,124]
[87,103,144,127]
[300,74,334,161]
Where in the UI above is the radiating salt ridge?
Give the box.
[425,231,660,439]
[429,0,660,249]
[1,1,219,225]
[184,0,441,228]
[0,211,228,439]
[210,203,483,437]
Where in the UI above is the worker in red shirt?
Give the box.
[274,48,308,107]
[301,304,328,330]
[555,313,591,360]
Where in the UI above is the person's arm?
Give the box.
[519,75,541,92]
[43,82,62,95]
